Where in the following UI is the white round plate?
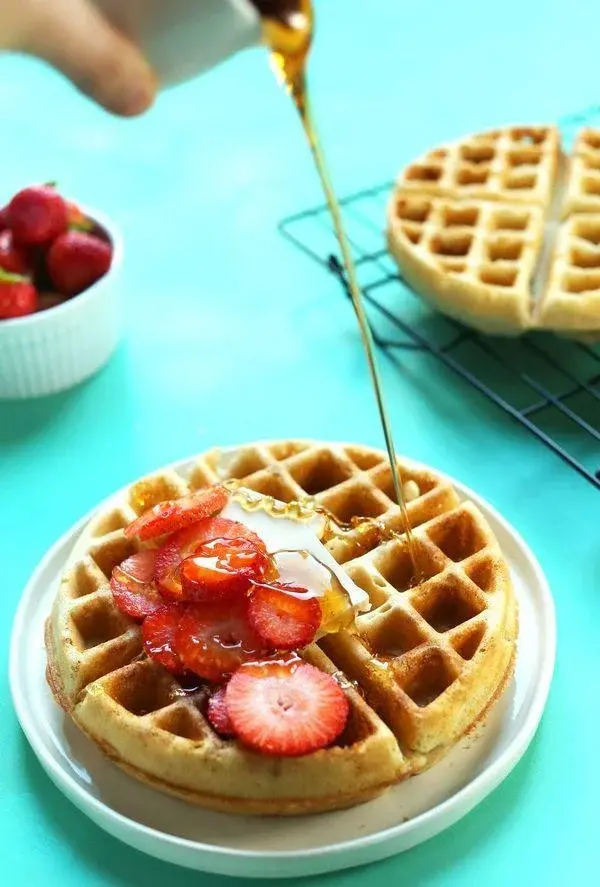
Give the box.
[10,455,556,879]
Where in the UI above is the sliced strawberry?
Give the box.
[110,549,163,620]
[157,517,267,574]
[225,660,349,756]
[174,601,267,683]
[142,605,186,673]
[179,536,270,602]
[248,582,322,650]
[207,686,236,738]
[154,533,188,593]
[156,517,268,600]
[124,486,228,542]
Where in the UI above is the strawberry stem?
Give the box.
[69,219,94,233]
[0,267,28,284]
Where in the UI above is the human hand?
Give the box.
[1,0,157,116]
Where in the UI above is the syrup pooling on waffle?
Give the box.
[46,442,517,815]
[321,500,514,755]
[208,442,458,565]
[388,124,600,335]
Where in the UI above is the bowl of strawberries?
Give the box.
[0,183,122,399]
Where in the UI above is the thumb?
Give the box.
[20,0,157,117]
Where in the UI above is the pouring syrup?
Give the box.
[258,2,422,580]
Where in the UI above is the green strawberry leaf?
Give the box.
[0,267,29,284]
[69,218,94,233]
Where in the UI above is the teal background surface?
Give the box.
[1,0,597,882]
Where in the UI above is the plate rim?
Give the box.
[9,444,557,869]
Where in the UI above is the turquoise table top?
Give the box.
[1,0,597,882]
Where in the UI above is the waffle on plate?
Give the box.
[45,441,518,815]
[387,125,600,336]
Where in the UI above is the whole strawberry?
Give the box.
[37,292,64,313]
[66,201,94,233]
[0,229,30,275]
[7,184,68,245]
[0,270,38,319]
[47,230,112,296]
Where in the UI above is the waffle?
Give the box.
[396,125,560,208]
[45,440,517,816]
[388,124,600,336]
[562,128,600,217]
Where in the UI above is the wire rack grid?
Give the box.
[278,106,600,489]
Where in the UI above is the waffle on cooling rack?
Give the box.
[388,124,600,336]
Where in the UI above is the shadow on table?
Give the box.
[0,387,85,445]
[0,345,125,446]
[19,725,541,887]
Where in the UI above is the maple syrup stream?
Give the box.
[262,3,422,579]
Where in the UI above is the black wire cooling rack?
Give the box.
[278,106,600,490]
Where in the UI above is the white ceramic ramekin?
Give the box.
[0,209,123,400]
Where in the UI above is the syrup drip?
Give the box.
[331,669,362,694]
[172,673,208,698]
[223,479,317,521]
[223,481,356,632]
[260,2,422,581]
[224,479,422,639]
[224,481,421,575]
[272,548,355,634]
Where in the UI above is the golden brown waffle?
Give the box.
[45,441,517,816]
[388,124,600,336]
[396,126,560,207]
[540,214,600,332]
[388,194,545,334]
[562,128,600,217]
